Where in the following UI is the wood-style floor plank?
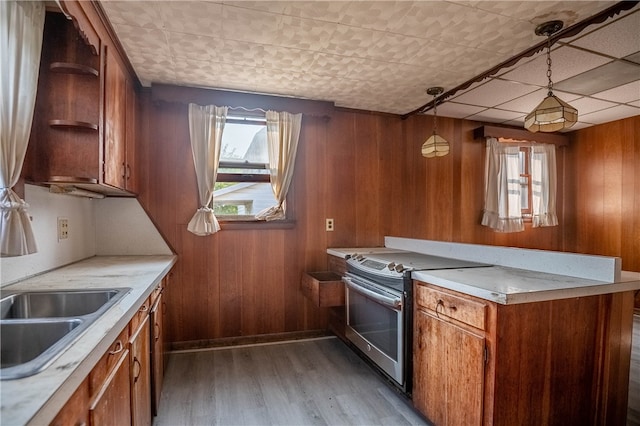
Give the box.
[155,337,426,426]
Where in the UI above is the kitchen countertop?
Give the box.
[0,255,176,426]
[328,243,640,304]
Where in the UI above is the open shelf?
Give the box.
[50,62,99,76]
[48,119,98,131]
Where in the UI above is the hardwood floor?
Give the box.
[155,337,427,426]
[629,313,640,426]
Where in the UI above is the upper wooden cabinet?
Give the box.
[23,4,137,196]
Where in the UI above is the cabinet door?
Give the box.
[103,46,127,190]
[90,348,132,426]
[51,378,90,426]
[414,310,485,426]
[124,76,137,192]
[130,315,151,426]
[150,292,164,416]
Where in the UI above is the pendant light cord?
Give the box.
[432,95,438,135]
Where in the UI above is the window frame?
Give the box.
[211,114,295,226]
[519,147,533,220]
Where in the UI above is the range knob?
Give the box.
[388,262,396,271]
[394,264,405,272]
[357,255,365,261]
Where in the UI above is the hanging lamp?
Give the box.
[421,87,449,158]
[524,20,578,133]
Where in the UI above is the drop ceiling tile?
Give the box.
[167,33,230,62]
[571,10,640,58]
[592,80,640,103]
[366,33,432,63]
[275,16,336,51]
[436,102,486,119]
[339,1,413,31]
[502,46,612,87]
[125,50,175,87]
[497,88,582,113]
[579,105,640,124]
[100,0,162,29]
[570,97,619,115]
[324,25,386,58]
[159,2,224,38]
[308,53,366,78]
[471,1,612,25]
[221,5,282,45]
[282,1,349,23]
[450,79,538,107]
[112,24,170,56]
[554,60,640,96]
[629,100,640,108]
[466,108,526,124]
[626,51,640,65]
[224,1,289,15]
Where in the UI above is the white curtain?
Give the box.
[187,104,227,236]
[0,1,45,256]
[531,143,558,227]
[255,110,302,221]
[481,137,524,232]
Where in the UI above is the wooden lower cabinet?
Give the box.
[51,280,168,425]
[150,291,164,416]
[89,348,132,426]
[50,378,90,426]
[130,315,151,426]
[414,310,485,426]
[413,280,635,426]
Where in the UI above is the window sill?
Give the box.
[219,219,296,230]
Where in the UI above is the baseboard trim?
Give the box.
[169,330,332,353]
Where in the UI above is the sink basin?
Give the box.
[0,288,130,380]
[1,319,82,370]
[1,289,123,319]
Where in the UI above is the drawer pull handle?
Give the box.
[154,323,160,342]
[133,358,141,383]
[435,299,444,318]
[109,340,123,355]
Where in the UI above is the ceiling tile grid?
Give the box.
[99,0,640,128]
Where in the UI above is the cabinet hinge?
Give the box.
[484,345,489,364]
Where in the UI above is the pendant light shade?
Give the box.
[525,20,578,133]
[422,87,449,158]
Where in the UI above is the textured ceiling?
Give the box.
[100,1,640,130]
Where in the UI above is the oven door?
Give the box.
[343,273,405,386]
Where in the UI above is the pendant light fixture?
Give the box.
[421,87,449,158]
[524,20,578,133]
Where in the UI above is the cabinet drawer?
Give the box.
[415,283,487,330]
[89,327,129,397]
[149,282,163,307]
[129,295,151,333]
[301,272,345,307]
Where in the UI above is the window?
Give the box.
[519,147,532,219]
[213,116,277,220]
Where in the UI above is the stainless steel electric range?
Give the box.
[343,250,488,395]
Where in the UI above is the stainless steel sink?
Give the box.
[0,288,130,380]
[1,289,123,319]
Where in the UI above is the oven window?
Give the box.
[348,290,399,361]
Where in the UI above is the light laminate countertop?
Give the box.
[0,255,176,426]
[328,245,640,304]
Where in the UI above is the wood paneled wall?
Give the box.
[565,116,640,272]
[136,86,637,345]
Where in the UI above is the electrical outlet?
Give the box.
[326,218,334,231]
[57,217,69,241]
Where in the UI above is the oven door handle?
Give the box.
[343,277,403,310]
